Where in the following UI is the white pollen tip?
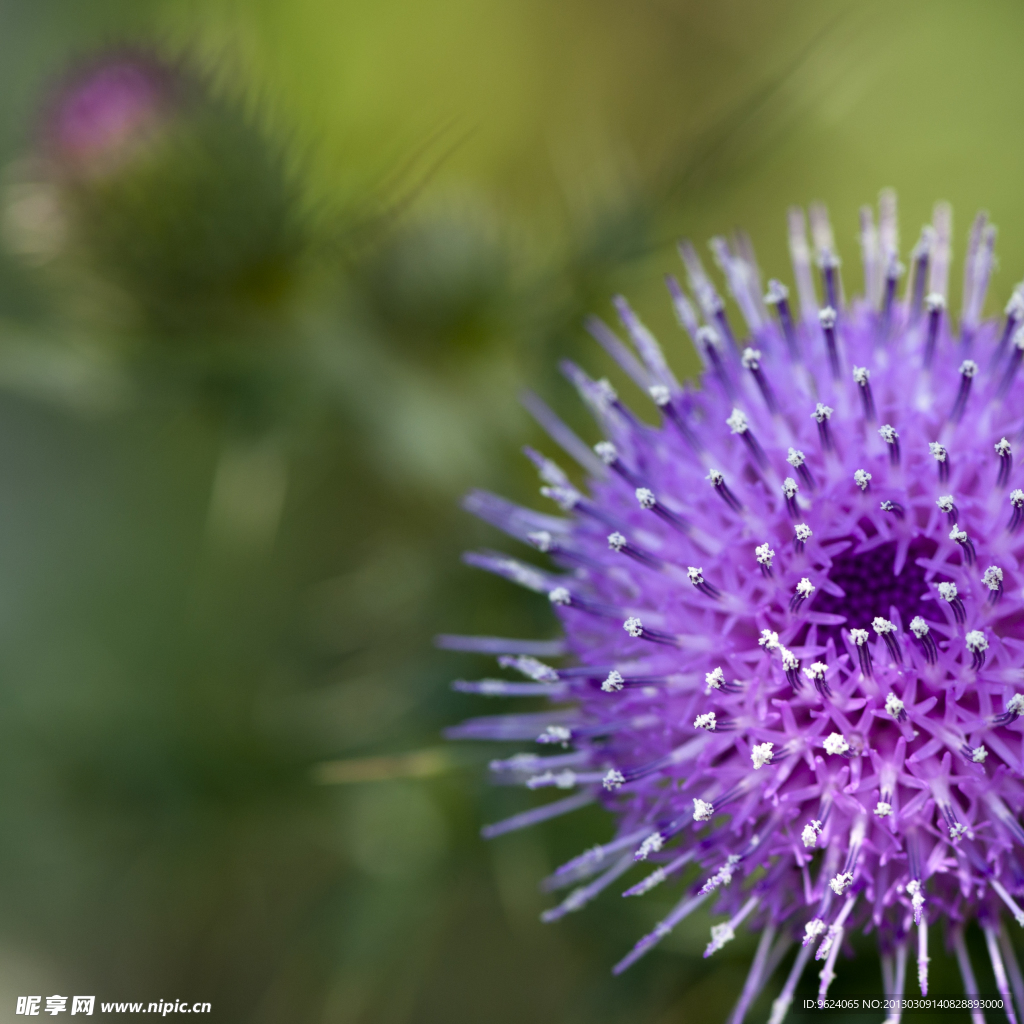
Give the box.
[965,629,989,653]
[696,325,721,348]
[872,616,896,635]
[885,692,905,719]
[603,769,625,791]
[648,384,671,406]
[823,732,849,756]
[635,487,656,509]
[786,447,805,468]
[635,832,663,860]
[910,616,929,638]
[726,408,749,434]
[548,587,571,605]
[879,424,899,443]
[782,477,798,499]
[818,307,837,328]
[996,437,1012,456]
[874,801,893,817]
[796,577,815,598]
[830,871,854,895]
[623,616,643,638]
[694,712,717,731]
[741,348,761,369]
[751,741,774,769]
[929,442,947,461]
[795,523,812,542]
[960,359,978,378]
[755,542,775,566]
[693,798,714,822]
[607,532,626,551]
[854,469,872,490]
[687,566,705,585]
[853,366,870,385]
[602,670,624,693]
[705,922,735,957]
[972,745,988,764]
[527,530,553,552]
[937,495,954,512]
[705,666,725,692]
[812,403,833,422]
[983,566,1004,590]
[800,819,823,848]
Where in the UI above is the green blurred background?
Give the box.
[0,1,1023,1021]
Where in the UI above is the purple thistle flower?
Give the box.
[42,53,178,176]
[445,192,1024,1021]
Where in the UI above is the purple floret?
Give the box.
[446,192,1024,1022]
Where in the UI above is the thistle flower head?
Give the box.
[448,194,1024,1016]
[44,53,178,174]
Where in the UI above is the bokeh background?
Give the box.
[0,1,1023,1021]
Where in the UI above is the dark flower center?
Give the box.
[814,536,937,639]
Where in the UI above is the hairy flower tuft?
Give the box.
[448,194,1024,1017]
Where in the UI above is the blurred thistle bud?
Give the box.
[42,53,179,178]
[2,49,305,340]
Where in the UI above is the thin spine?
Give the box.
[725,924,781,1024]
[788,207,818,322]
[991,287,1024,369]
[998,922,1024,1023]
[480,791,595,839]
[928,201,953,302]
[952,926,986,1024]
[961,217,996,348]
[742,348,778,414]
[907,226,933,321]
[766,280,799,358]
[585,316,651,392]
[810,202,843,311]
[999,327,1024,398]
[710,236,765,333]
[768,942,814,1024]
[612,892,710,974]
[853,367,876,420]
[917,917,929,996]
[520,390,607,478]
[678,239,737,351]
[883,943,908,1024]
[879,256,901,342]
[819,307,841,377]
[951,360,978,422]
[985,923,1021,1024]
[860,205,882,308]
[924,293,944,368]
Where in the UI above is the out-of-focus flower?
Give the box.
[447,192,1024,1020]
[42,53,178,177]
